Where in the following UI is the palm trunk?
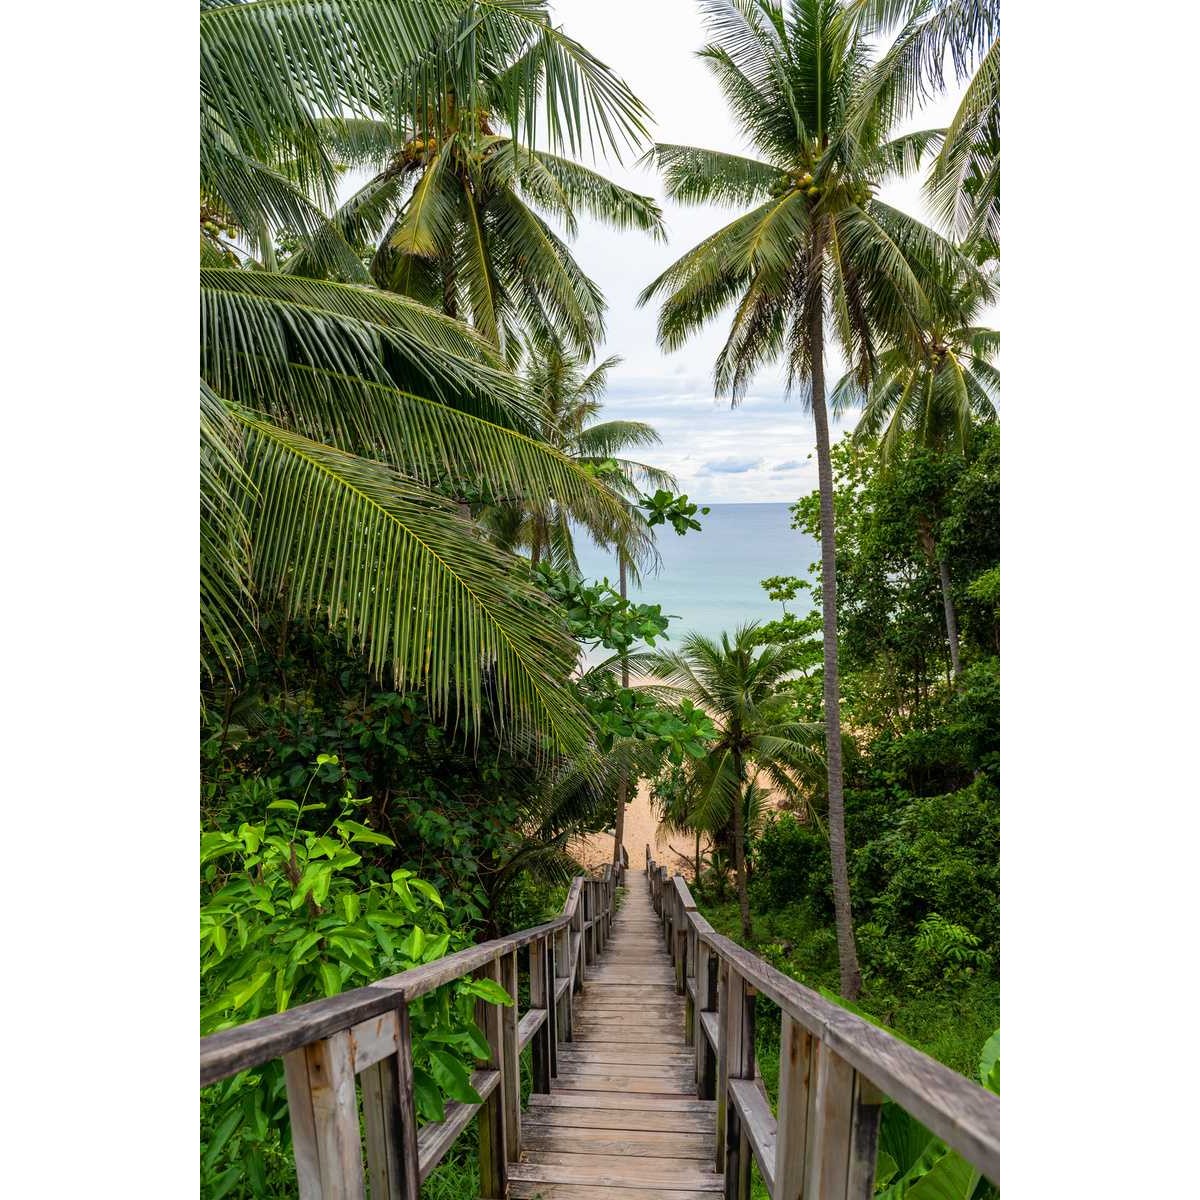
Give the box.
[917,514,962,680]
[613,554,629,865]
[730,747,752,940]
[809,299,862,999]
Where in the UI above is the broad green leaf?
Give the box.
[905,1151,980,1200]
[399,926,426,960]
[428,1049,483,1104]
[408,877,445,909]
[412,1067,444,1123]
[460,977,513,1007]
[318,961,342,998]
[229,970,272,1010]
[978,1029,999,1094]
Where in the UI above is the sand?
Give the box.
[571,776,709,880]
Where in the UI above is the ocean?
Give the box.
[573,502,819,649]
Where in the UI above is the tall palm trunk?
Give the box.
[730,746,753,940]
[613,554,629,865]
[809,297,863,999]
[917,514,962,680]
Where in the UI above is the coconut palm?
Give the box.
[505,341,676,571]
[309,111,663,359]
[200,0,652,274]
[850,0,999,248]
[638,0,967,996]
[648,625,824,940]
[835,260,999,677]
[200,0,657,750]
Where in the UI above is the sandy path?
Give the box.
[571,777,708,881]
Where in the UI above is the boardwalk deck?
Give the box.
[509,872,722,1198]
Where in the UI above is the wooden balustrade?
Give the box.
[644,844,1000,1197]
[200,856,626,1197]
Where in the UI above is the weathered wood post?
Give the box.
[800,1040,883,1198]
[360,1006,420,1200]
[695,941,719,1099]
[499,951,521,1164]
[555,923,573,1042]
[546,933,559,1078]
[284,1030,366,1200]
[722,971,756,1200]
[528,936,552,1094]
[474,959,508,1199]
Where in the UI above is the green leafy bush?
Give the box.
[200,757,510,1198]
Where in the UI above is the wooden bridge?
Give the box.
[200,848,1000,1198]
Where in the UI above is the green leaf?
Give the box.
[408,877,445,909]
[978,1029,999,1094]
[460,977,513,1007]
[428,1049,483,1104]
[412,1067,444,1123]
[341,893,361,923]
[398,926,426,960]
[318,961,342,998]
[336,819,394,846]
[229,970,272,1011]
[905,1151,980,1200]
[202,1108,242,1170]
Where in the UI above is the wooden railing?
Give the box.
[200,849,628,1199]
[645,845,1000,1197]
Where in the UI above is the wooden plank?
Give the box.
[557,1047,695,1067]
[554,1074,700,1094]
[510,1184,722,1200]
[348,1010,399,1075]
[526,1107,716,1135]
[529,937,552,1093]
[283,1048,321,1200]
[775,1014,813,1200]
[390,1002,420,1200]
[696,930,1000,1185]
[474,959,507,1199]
[521,1126,714,1160]
[846,1074,885,1199]
[722,973,755,1200]
[361,1055,406,1200]
[802,1040,855,1198]
[517,1007,547,1050]
[306,1030,365,1200]
[510,1157,725,1190]
[729,1078,777,1196]
[500,950,521,1164]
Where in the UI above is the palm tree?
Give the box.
[851,0,1000,248]
[312,111,664,359]
[200,0,657,749]
[638,0,967,996]
[835,260,999,678]
[649,626,823,940]
[510,341,676,571]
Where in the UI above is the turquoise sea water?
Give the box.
[574,502,819,648]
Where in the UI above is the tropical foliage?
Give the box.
[198,1,1000,1194]
[200,0,657,752]
[639,0,981,997]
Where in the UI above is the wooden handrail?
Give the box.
[200,858,625,1197]
[644,843,1000,1193]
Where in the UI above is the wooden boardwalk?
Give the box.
[200,853,999,1199]
[509,871,722,1199]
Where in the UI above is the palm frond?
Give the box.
[231,407,589,749]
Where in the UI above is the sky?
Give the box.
[537,0,984,503]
